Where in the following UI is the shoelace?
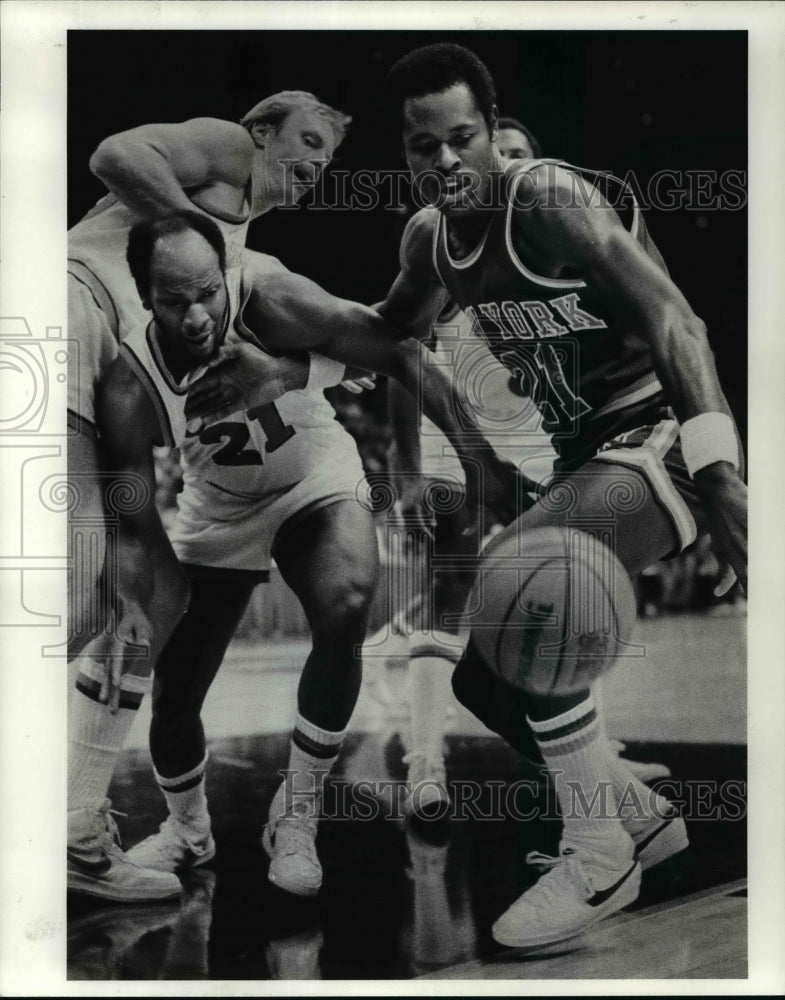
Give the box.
[274,821,319,862]
[525,847,597,900]
[99,802,127,849]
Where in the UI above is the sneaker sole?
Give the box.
[125,838,217,874]
[404,787,451,821]
[67,869,182,903]
[634,816,689,870]
[261,825,321,897]
[492,862,641,949]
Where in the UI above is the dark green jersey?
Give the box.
[430,159,669,468]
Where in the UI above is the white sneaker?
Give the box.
[126,816,215,874]
[262,783,322,897]
[492,844,640,949]
[631,811,689,870]
[67,800,182,902]
[402,748,451,819]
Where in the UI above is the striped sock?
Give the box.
[528,694,632,860]
[68,659,150,812]
[285,714,346,804]
[156,755,211,842]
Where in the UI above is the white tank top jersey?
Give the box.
[419,310,556,485]
[68,192,252,340]
[119,255,352,502]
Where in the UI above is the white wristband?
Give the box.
[680,412,739,477]
[306,353,346,393]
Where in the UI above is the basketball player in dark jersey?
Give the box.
[378,44,747,950]
[380,114,668,821]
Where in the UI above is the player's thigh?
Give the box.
[485,460,680,578]
[153,565,259,712]
[272,499,379,626]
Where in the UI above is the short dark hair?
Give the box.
[497,116,542,158]
[385,43,497,131]
[126,211,226,299]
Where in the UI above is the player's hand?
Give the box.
[464,453,545,531]
[185,343,308,424]
[340,374,377,395]
[85,598,151,714]
[693,464,747,595]
[395,473,437,541]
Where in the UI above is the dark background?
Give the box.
[68,30,747,439]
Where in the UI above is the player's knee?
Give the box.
[312,574,375,637]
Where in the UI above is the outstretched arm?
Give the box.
[515,164,746,590]
[242,267,542,523]
[89,118,255,219]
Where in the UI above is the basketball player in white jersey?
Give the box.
[378,43,746,949]
[82,212,534,903]
[69,90,350,654]
[67,92,359,901]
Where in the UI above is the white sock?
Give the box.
[407,631,461,758]
[528,694,632,861]
[68,660,150,812]
[281,714,345,812]
[155,754,211,844]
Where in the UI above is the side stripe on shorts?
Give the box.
[592,419,698,552]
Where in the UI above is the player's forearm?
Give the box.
[376,273,447,342]
[646,310,729,421]
[90,139,197,218]
[388,377,422,476]
[117,522,157,612]
[394,339,497,473]
[645,310,744,483]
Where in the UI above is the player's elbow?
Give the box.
[89,134,132,184]
[648,301,710,359]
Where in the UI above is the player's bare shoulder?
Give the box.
[400,207,441,283]
[508,160,612,276]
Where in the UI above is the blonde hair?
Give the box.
[240,90,352,146]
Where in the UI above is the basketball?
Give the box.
[468,526,637,696]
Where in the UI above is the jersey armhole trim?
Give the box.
[505,168,586,290]
[439,211,491,270]
[119,341,176,448]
